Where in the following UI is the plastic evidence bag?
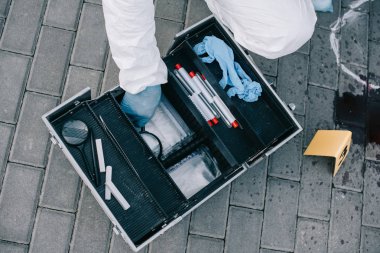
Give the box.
[167,147,221,199]
[142,95,193,158]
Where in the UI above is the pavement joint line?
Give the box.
[155,16,185,25]
[258,159,269,250]
[66,182,83,252]
[307,82,339,91]
[340,59,369,69]
[0,238,29,246]
[187,232,226,242]
[0,121,16,126]
[37,204,78,215]
[69,62,107,73]
[25,89,61,99]
[6,160,45,170]
[84,0,102,7]
[0,126,15,194]
[0,48,33,58]
[267,173,301,182]
[41,24,77,33]
[228,203,264,211]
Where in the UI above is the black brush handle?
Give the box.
[76,145,95,182]
[90,131,101,187]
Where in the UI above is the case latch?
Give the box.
[113,225,121,235]
[50,136,58,145]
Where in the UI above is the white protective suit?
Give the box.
[102,0,317,94]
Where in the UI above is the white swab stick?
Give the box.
[105,181,130,210]
[95,139,106,173]
[105,166,112,200]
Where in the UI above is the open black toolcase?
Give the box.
[42,16,302,251]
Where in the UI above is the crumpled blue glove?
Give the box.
[227,62,262,102]
[193,36,262,102]
[120,85,161,128]
[312,0,333,12]
[193,36,244,93]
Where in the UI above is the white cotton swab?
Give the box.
[95,139,106,173]
[105,166,112,200]
[105,181,130,210]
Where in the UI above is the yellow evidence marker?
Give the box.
[304,130,352,176]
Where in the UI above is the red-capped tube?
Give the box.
[231,120,239,128]
[197,74,239,128]
[175,64,218,126]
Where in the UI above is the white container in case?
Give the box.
[42,15,302,252]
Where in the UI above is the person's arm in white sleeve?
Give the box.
[102,0,167,94]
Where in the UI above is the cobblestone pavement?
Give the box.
[0,0,379,252]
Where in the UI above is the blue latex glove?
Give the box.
[227,62,262,102]
[312,0,333,12]
[193,36,244,93]
[120,85,161,128]
[194,36,262,102]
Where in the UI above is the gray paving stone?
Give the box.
[44,0,82,31]
[368,40,380,101]
[70,3,108,70]
[0,0,11,17]
[340,10,368,67]
[9,92,59,167]
[304,85,335,147]
[185,0,211,28]
[336,64,367,127]
[342,0,369,12]
[62,66,103,101]
[43,0,82,30]
[0,51,31,124]
[29,208,75,253]
[224,206,263,253]
[277,53,308,115]
[230,158,267,209]
[186,235,223,253]
[110,233,147,253]
[315,0,341,30]
[333,125,365,192]
[0,0,46,55]
[269,116,304,181]
[328,189,362,253]
[155,18,183,55]
[189,185,230,238]
[155,0,187,23]
[27,26,74,96]
[0,241,28,253]
[309,28,339,90]
[297,40,310,54]
[0,123,14,188]
[362,161,380,228]
[0,163,44,243]
[70,187,112,253]
[261,178,299,252]
[39,145,81,212]
[294,218,329,253]
[101,53,119,94]
[149,216,190,253]
[249,52,278,77]
[298,156,332,221]
[360,226,380,253]
[260,250,290,253]
[369,0,380,42]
